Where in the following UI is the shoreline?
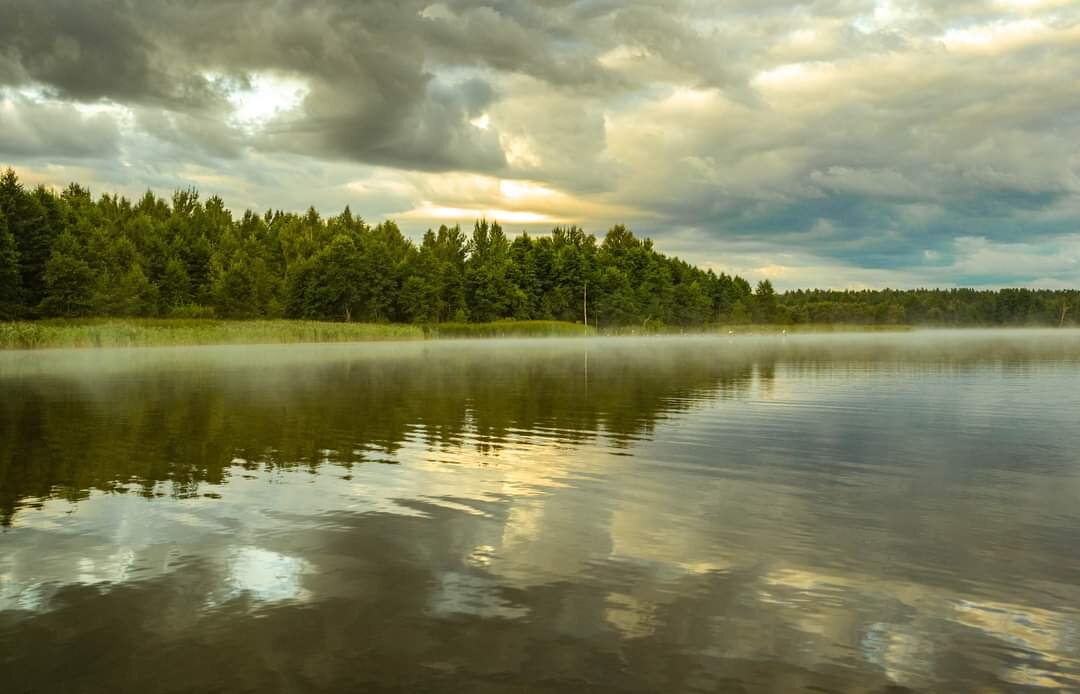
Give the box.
[9,319,1073,351]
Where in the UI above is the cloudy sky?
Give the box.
[1,0,1078,288]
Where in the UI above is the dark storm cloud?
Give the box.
[0,93,122,158]
[261,77,506,172]
[0,0,221,108]
[135,109,247,161]
[0,0,156,100]
[0,0,592,173]
[423,1,618,89]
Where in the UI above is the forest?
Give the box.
[0,168,1076,327]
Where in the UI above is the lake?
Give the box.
[2,331,1080,692]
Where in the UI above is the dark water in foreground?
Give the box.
[2,332,1080,693]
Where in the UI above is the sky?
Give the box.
[1,0,1078,289]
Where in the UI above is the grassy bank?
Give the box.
[0,319,598,349]
[0,319,918,350]
[0,320,424,350]
[594,323,914,337]
[424,320,594,339]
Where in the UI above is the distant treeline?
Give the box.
[0,168,1076,326]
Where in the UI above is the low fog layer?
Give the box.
[3,329,1080,379]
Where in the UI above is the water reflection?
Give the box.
[2,332,1080,691]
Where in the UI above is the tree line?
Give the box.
[0,168,1076,326]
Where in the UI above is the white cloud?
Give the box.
[222,73,308,133]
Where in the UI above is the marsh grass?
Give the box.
[422,320,595,339]
[0,320,425,350]
[0,319,912,350]
[0,319,599,349]
[596,323,914,336]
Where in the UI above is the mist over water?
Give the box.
[3,331,1080,692]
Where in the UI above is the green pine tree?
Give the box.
[0,208,21,317]
[39,232,94,317]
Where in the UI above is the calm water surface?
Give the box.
[2,332,1080,692]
